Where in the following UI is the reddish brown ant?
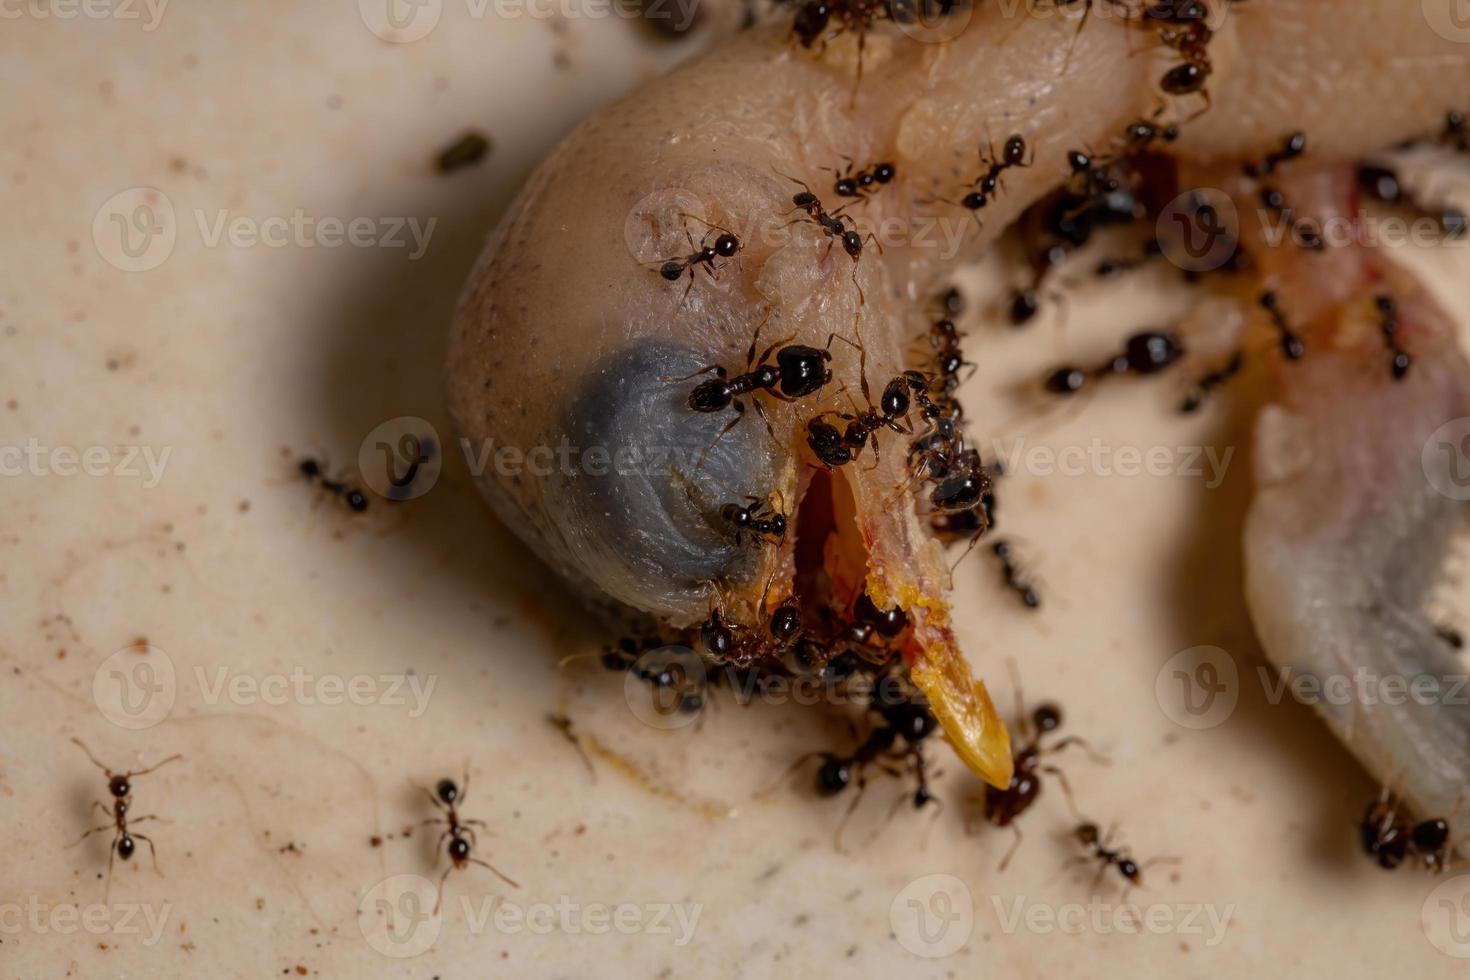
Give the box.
[780,171,878,263]
[1066,820,1180,895]
[1145,0,1217,116]
[1360,783,1461,873]
[1043,329,1186,396]
[788,0,894,94]
[421,773,518,915]
[299,456,369,512]
[973,673,1104,870]
[70,738,182,898]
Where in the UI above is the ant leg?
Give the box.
[1045,735,1111,766]
[467,856,520,889]
[434,865,453,916]
[1004,659,1033,742]
[752,399,783,452]
[997,824,1024,872]
[133,832,162,876]
[755,751,828,798]
[696,401,746,469]
[70,737,112,776]
[1039,764,1082,820]
[89,800,111,821]
[659,364,724,384]
[70,824,115,847]
[104,837,118,904]
[834,771,870,854]
[125,753,183,779]
[947,525,989,576]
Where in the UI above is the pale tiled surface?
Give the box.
[2,4,1469,977]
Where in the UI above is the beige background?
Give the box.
[3,2,1470,976]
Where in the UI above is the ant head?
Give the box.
[1375,295,1397,318]
[345,489,369,512]
[1119,858,1141,881]
[298,458,322,479]
[793,191,817,208]
[1044,367,1087,396]
[768,513,788,537]
[109,775,131,798]
[724,502,753,527]
[700,613,736,660]
[688,378,732,413]
[1123,331,1184,375]
[775,345,832,399]
[835,177,858,197]
[913,786,933,809]
[435,778,459,805]
[962,191,986,211]
[873,162,895,184]
[1033,702,1062,733]
[1076,822,1100,845]
[1067,150,1091,173]
[1161,61,1206,95]
[714,233,740,258]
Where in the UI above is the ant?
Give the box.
[1375,294,1411,381]
[1258,291,1306,363]
[654,216,743,305]
[1122,116,1180,149]
[421,774,518,915]
[1067,820,1179,895]
[788,0,893,94]
[973,675,1102,870]
[1043,329,1186,396]
[1145,0,1217,115]
[1359,784,1460,873]
[698,598,803,667]
[299,456,368,512]
[1358,163,1468,240]
[830,157,896,199]
[806,375,913,469]
[954,134,1032,218]
[844,592,911,653]
[990,539,1040,609]
[70,738,182,898]
[1242,131,1307,180]
[721,491,787,546]
[781,172,875,262]
[1445,110,1468,153]
[1180,349,1245,413]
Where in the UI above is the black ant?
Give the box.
[654,216,742,305]
[806,375,913,468]
[70,738,182,898]
[1242,131,1307,180]
[299,456,368,512]
[698,598,803,668]
[831,157,896,199]
[721,491,788,546]
[1043,329,1186,396]
[781,172,875,262]
[421,774,518,915]
[1122,116,1181,149]
[1375,294,1411,381]
[1180,349,1245,413]
[1359,784,1460,873]
[844,592,911,653]
[954,134,1032,218]
[1258,291,1306,363]
[973,676,1102,870]
[1358,163,1467,240]
[990,539,1040,609]
[1067,820,1179,895]
[788,0,893,94]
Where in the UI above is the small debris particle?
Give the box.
[370,835,383,848]
[435,132,491,174]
